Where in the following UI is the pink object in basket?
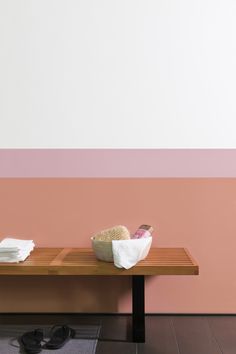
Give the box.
[131,224,154,239]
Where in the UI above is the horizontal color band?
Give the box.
[0,149,236,177]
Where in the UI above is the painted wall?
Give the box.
[1,0,236,147]
[0,0,236,313]
[0,150,236,313]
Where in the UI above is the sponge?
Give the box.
[93,225,130,241]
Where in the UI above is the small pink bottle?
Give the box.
[131,224,154,239]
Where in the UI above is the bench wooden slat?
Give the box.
[0,248,198,276]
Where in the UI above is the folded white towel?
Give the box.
[112,237,152,269]
[0,238,34,250]
[0,238,35,262]
[0,255,31,262]
[0,247,20,253]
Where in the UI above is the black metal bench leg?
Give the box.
[132,275,145,343]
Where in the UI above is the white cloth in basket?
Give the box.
[112,237,152,269]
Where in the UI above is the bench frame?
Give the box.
[133,275,145,342]
[0,247,199,343]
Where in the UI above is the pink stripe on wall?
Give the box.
[0,149,236,177]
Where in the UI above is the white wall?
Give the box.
[0,0,236,148]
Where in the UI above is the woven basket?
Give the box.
[91,225,130,262]
[91,237,114,262]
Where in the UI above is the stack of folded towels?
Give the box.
[0,238,35,263]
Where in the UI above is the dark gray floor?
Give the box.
[0,314,236,354]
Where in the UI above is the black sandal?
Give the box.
[44,324,75,350]
[19,328,44,354]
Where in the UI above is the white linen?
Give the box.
[0,238,35,263]
[112,237,152,269]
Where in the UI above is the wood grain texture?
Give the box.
[0,248,199,276]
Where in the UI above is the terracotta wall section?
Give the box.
[0,178,235,313]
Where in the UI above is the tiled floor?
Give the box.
[0,314,236,354]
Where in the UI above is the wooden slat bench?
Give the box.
[0,247,199,343]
